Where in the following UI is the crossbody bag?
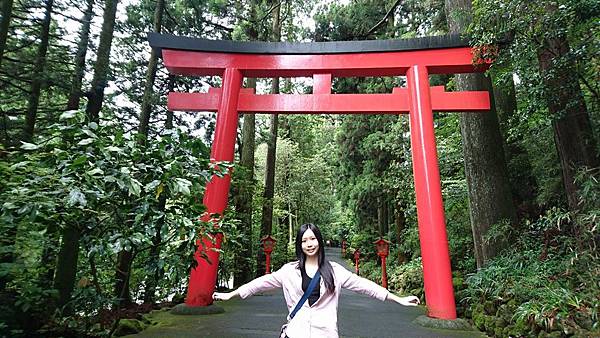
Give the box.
[279,270,321,338]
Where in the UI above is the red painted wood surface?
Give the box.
[168,86,490,114]
[162,47,487,77]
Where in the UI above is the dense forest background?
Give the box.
[0,0,598,337]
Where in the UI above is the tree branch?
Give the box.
[361,0,402,39]
[578,73,599,101]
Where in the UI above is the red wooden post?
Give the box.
[260,235,276,275]
[374,238,390,289]
[353,249,361,275]
[185,68,243,307]
[265,253,271,274]
[406,64,456,319]
[381,256,388,289]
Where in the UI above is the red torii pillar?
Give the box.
[184,68,242,307]
[151,33,490,320]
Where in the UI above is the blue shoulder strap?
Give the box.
[289,270,321,320]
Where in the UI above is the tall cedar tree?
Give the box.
[140,0,166,304]
[79,0,126,305]
[232,0,262,287]
[53,0,103,314]
[66,0,94,110]
[23,0,54,142]
[536,5,599,211]
[85,0,118,124]
[0,0,14,68]
[445,0,517,268]
[257,0,281,277]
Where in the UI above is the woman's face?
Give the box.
[301,228,320,258]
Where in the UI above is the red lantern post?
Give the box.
[374,238,391,289]
[342,240,347,256]
[353,249,361,275]
[260,235,276,274]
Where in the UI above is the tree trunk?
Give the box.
[114,250,133,308]
[257,0,281,276]
[537,35,599,211]
[137,0,165,140]
[143,75,174,303]
[165,75,174,129]
[53,225,81,315]
[445,0,517,269]
[377,196,384,236]
[40,224,59,288]
[288,202,294,246]
[493,77,538,218]
[382,199,389,235]
[0,0,14,68]
[85,0,119,123]
[233,80,256,287]
[232,0,259,287]
[143,193,166,304]
[395,202,406,263]
[66,0,94,110]
[23,0,54,142]
[135,0,166,304]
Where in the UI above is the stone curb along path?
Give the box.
[125,247,484,337]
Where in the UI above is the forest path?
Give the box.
[127,247,482,337]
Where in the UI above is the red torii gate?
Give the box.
[149,33,490,320]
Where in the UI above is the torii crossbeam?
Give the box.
[149,33,491,320]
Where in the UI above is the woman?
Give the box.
[213,223,420,338]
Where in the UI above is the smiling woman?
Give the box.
[212,223,420,338]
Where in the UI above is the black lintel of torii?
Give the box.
[147,32,470,55]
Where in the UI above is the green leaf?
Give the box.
[156,183,164,199]
[78,138,94,146]
[145,180,161,192]
[2,202,18,209]
[60,110,77,120]
[72,155,87,166]
[20,142,39,150]
[106,146,122,152]
[128,178,142,196]
[9,161,30,170]
[88,168,104,176]
[173,178,192,195]
[82,129,97,138]
[67,189,87,207]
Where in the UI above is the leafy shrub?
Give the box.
[387,257,424,299]
[461,175,600,338]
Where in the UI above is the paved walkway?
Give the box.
[128,248,483,337]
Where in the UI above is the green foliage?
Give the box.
[470,0,600,211]
[461,178,600,336]
[387,257,424,299]
[0,110,216,335]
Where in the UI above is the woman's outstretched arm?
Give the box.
[334,262,420,306]
[212,262,291,301]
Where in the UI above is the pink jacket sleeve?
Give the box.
[237,263,287,299]
[333,262,389,301]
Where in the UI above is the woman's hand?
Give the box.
[212,290,239,301]
[387,293,420,306]
[397,295,420,306]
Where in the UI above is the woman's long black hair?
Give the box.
[295,223,335,293]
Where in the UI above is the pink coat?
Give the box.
[238,261,390,338]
